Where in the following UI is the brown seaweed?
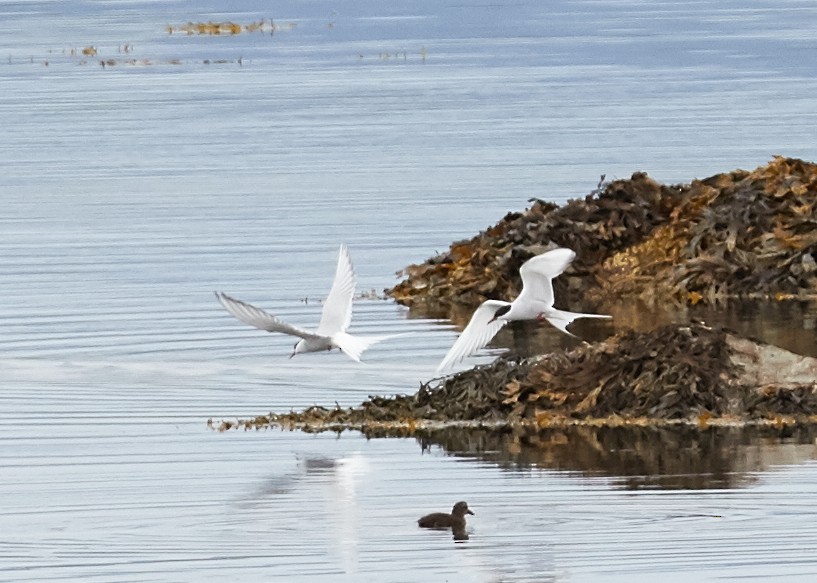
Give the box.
[166,19,296,36]
[387,157,817,310]
[212,323,817,432]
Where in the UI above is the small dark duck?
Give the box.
[417,501,474,531]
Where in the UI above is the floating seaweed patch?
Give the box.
[166,19,296,36]
[93,57,241,68]
[35,42,241,69]
[355,49,428,64]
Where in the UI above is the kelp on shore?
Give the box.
[387,156,817,309]
[213,323,817,433]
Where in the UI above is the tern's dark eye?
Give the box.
[293,341,299,349]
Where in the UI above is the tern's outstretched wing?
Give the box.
[517,247,576,307]
[215,292,319,340]
[543,308,612,336]
[437,300,510,372]
[317,244,356,336]
[331,332,401,363]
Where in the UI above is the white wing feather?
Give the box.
[543,308,612,337]
[317,244,356,336]
[437,300,510,372]
[517,247,576,306]
[332,332,396,363]
[215,292,320,340]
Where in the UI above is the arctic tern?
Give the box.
[216,244,390,362]
[437,247,610,372]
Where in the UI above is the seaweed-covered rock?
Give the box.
[387,157,817,308]
[506,324,735,421]
[216,323,817,432]
[218,359,530,433]
[506,322,817,422]
[597,156,817,304]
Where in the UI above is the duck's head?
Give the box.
[452,501,474,516]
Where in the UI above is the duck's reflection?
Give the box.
[412,424,817,490]
[452,526,469,541]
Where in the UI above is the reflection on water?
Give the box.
[413,424,817,490]
[411,298,817,360]
[242,453,370,504]
[608,299,817,358]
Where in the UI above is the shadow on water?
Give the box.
[412,424,817,490]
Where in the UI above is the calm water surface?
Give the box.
[2,1,817,581]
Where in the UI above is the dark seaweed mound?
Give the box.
[388,156,817,308]
[505,324,735,421]
[216,323,817,432]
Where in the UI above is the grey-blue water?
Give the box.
[2,1,817,581]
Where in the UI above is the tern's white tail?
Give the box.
[332,332,399,362]
[543,309,611,337]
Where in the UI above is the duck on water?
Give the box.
[418,501,475,540]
